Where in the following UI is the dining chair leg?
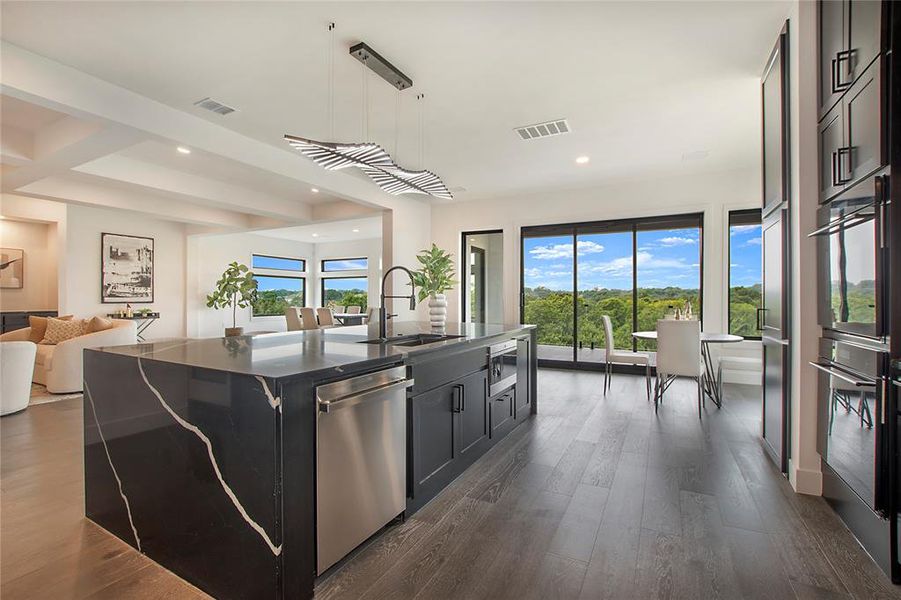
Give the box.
[697,376,702,420]
[645,363,651,401]
[603,362,608,395]
[654,375,660,413]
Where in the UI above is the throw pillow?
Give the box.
[28,314,73,343]
[87,316,114,333]
[40,317,87,345]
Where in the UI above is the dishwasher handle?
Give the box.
[318,378,413,413]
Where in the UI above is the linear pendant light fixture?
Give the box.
[285,25,452,200]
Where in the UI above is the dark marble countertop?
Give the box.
[90,321,535,380]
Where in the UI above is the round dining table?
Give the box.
[631,330,743,408]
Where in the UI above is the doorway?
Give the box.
[461,230,504,324]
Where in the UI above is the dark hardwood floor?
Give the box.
[1,369,899,599]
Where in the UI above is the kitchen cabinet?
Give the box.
[818,0,883,119]
[457,369,490,466]
[818,58,883,203]
[409,367,490,510]
[490,387,515,440]
[515,337,531,419]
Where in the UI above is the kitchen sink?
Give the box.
[359,334,465,347]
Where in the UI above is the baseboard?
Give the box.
[789,461,823,495]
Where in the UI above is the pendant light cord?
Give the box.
[328,22,335,140]
[394,89,400,159]
[417,93,425,171]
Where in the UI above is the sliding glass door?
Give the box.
[575,228,633,364]
[522,231,574,361]
[521,213,702,368]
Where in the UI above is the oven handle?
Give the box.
[809,361,876,387]
[807,205,876,238]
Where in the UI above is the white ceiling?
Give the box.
[1,1,790,203]
[0,94,65,132]
[256,215,382,244]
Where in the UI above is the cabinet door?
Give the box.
[819,105,846,202]
[457,370,489,463]
[411,383,458,504]
[819,0,848,116]
[515,337,531,418]
[845,58,883,184]
[848,0,881,82]
[490,389,515,441]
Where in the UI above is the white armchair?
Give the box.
[1,341,37,415]
[0,319,137,393]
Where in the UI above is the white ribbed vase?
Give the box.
[428,293,447,329]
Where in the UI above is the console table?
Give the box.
[107,312,160,342]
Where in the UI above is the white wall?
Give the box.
[0,218,58,311]
[382,199,432,321]
[187,232,314,337]
[313,237,382,309]
[431,168,763,365]
[65,203,187,338]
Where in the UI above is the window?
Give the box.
[728,210,762,339]
[521,213,703,364]
[251,254,305,317]
[322,277,368,311]
[322,257,368,272]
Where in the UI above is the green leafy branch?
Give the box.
[206,262,259,329]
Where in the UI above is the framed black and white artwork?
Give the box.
[0,248,24,289]
[101,233,154,303]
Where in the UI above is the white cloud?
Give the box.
[529,240,604,260]
[731,224,760,235]
[658,236,697,247]
[745,237,762,246]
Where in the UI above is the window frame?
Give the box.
[251,254,306,272]
[320,276,369,310]
[321,257,369,272]
[727,208,763,341]
[250,253,307,318]
[519,212,704,366]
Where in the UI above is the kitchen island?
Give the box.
[83,321,536,600]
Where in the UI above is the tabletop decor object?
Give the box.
[411,244,457,330]
[206,262,258,337]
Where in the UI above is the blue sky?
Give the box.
[729,224,762,287]
[523,228,704,290]
[323,277,367,292]
[256,275,303,292]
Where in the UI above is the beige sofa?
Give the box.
[0,319,137,393]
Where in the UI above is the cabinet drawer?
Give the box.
[490,389,515,441]
[409,346,487,395]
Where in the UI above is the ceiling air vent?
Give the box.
[514,119,570,141]
[193,97,237,116]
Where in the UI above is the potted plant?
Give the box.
[411,244,457,330]
[206,262,258,337]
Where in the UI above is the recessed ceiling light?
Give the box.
[352,228,360,233]
[311,187,319,193]
[177,146,191,154]
[312,233,319,238]
[575,155,590,165]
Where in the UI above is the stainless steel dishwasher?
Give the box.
[316,365,413,575]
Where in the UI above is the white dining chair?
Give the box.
[654,319,703,418]
[285,307,303,332]
[316,307,335,327]
[602,315,651,400]
[299,307,320,330]
[362,308,375,324]
[336,305,346,314]
[346,306,362,315]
